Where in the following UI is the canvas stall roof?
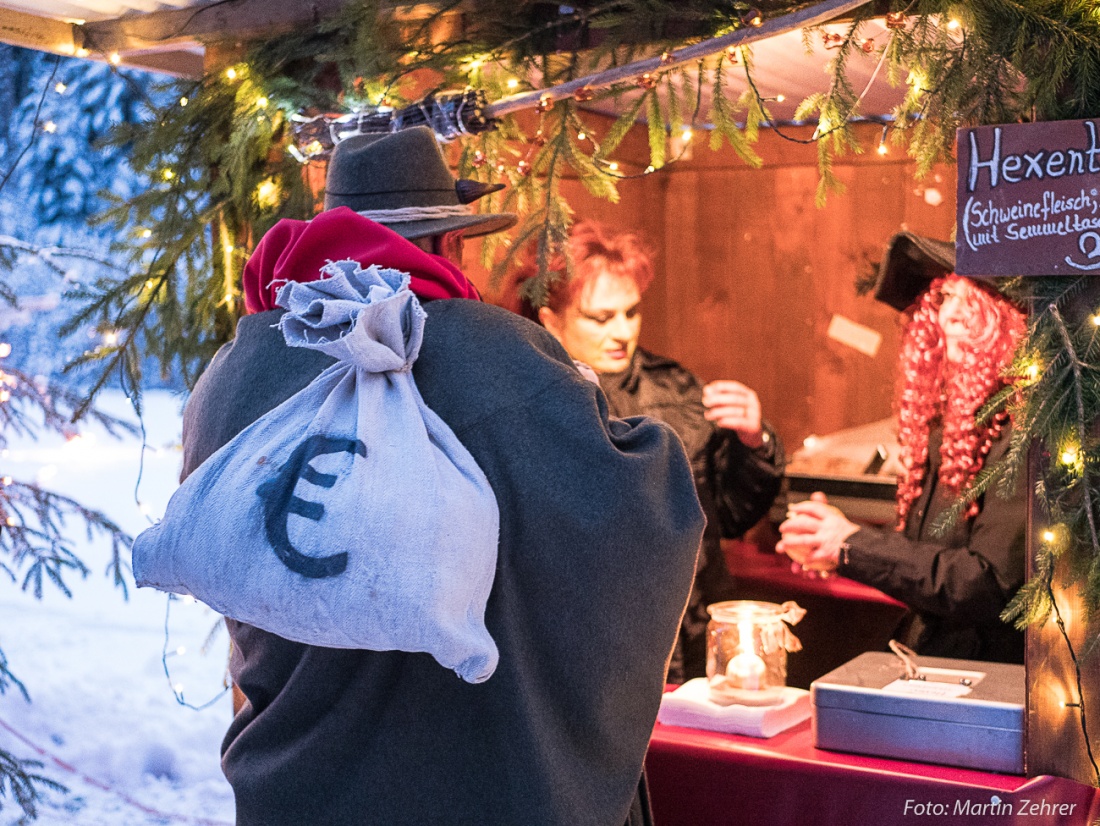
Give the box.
[578,18,905,128]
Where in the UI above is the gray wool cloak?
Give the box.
[180,298,704,826]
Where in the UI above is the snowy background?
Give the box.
[0,42,239,826]
[0,391,235,826]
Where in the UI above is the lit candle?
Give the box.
[726,620,767,690]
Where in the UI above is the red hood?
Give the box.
[243,207,481,314]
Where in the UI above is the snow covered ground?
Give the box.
[0,390,236,826]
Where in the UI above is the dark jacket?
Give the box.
[182,301,704,826]
[598,348,784,681]
[840,426,1025,663]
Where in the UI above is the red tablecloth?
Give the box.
[726,538,905,607]
[646,717,1100,826]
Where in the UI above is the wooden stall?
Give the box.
[466,114,960,686]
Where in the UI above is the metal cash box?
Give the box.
[811,652,1024,774]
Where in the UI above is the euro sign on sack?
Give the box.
[132,261,501,683]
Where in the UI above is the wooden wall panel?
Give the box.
[469,119,956,451]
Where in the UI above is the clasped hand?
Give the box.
[776,492,860,574]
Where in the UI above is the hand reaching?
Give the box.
[702,380,765,448]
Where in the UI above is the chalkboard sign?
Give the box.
[956,119,1100,275]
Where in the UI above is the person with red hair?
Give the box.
[778,233,1028,663]
[514,221,784,682]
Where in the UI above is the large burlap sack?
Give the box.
[133,261,500,683]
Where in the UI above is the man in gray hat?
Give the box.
[181,125,704,826]
[323,126,516,244]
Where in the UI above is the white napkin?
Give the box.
[657,678,811,738]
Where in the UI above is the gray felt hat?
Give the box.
[324,127,517,241]
[873,231,956,312]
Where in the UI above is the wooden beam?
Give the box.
[0,6,81,56]
[121,48,205,78]
[79,0,354,55]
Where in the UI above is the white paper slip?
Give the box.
[657,678,811,738]
[827,314,882,357]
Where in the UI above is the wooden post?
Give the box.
[1024,288,1100,786]
[956,118,1100,786]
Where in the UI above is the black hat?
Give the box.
[323,127,517,240]
[873,232,955,312]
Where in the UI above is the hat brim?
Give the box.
[873,232,955,312]
[377,212,517,241]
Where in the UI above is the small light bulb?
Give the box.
[226,67,237,80]
[173,683,185,695]
[506,78,519,89]
[1043,529,1056,543]
[54,82,67,94]
[163,168,175,181]
[947,18,960,30]
[775,94,786,103]
[76,47,89,57]
[43,121,57,133]
[224,292,235,303]
[645,165,655,173]
[176,646,187,656]
[877,143,888,156]
[681,128,693,142]
[256,96,268,109]
[256,179,279,208]
[0,343,11,358]
[5,516,15,526]
[608,162,619,172]
[2,477,12,486]
[139,503,151,515]
[1026,363,1040,381]
[141,229,152,238]
[577,132,587,142]
[0,390,11,403]
[1092,314,1100,326]
[103,331,119,345]
[109,52,121,65]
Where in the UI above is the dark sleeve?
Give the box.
[180,310,335,481]
[706,423,785,539]
[839,478,1026,624]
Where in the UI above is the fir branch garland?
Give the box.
[4,0,1100,792]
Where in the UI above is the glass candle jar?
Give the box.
[705,600,806,706]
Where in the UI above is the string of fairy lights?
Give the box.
[11,8,1100,781]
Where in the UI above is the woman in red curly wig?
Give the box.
[778,233,1028,663]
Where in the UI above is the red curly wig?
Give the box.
[894,275,1026,528]
[504,221,655,319]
